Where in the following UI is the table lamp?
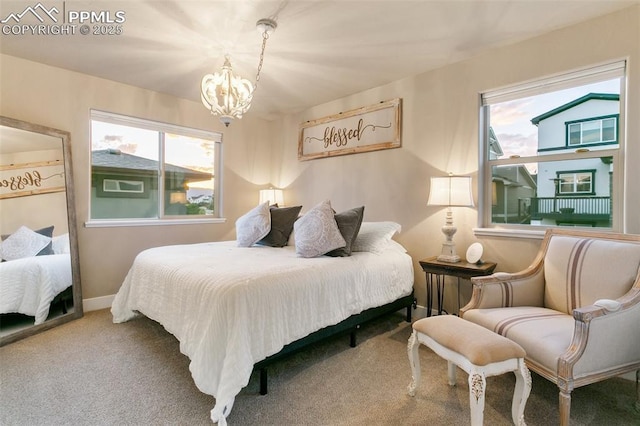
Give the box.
[259,187,284,206]
[427,174,474,263]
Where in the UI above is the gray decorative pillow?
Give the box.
[235,202,271,247]
[1,225,52,261]
[294,200,346,258]
[326,206,365,257]
[257,205,302,247]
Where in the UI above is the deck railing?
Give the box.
[530,196,611,215]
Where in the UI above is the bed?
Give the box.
[111,217,414,425]
[0,253,73,324]
[0,227,73,325]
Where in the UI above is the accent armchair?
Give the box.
[460,228,640,425]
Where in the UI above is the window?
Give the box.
[89,110,222,222]
[103,179,144,194]
[556,170,596,195]
[480,61,625,231]
[567,115,617,146]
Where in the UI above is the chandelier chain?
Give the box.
[253,31,270,92]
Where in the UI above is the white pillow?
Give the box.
[235,202,271,247]
[52,233,71,254]
[352,221,401,254]
[1,225,51,261]
[294,200,346,258]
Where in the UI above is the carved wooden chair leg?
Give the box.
[512,360,531,426]
[468,372,487,426]
[447,360,457,386]
[559,389,572,426]
[407,331,420,396]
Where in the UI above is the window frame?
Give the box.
[86,110,224,227]
[477,60,626,237]
[556,170,596,196]
[103,179,145,194]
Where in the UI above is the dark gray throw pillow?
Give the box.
[257,205,302,247]
[35,225,55,255]
[326,206,365,257]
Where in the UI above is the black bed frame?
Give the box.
[254,292,416,395]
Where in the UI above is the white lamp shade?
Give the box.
[259,188,284,206]
[427,176,474,207]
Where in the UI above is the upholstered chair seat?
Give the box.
[463,307,574,374]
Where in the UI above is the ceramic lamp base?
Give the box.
[437,241,460,263]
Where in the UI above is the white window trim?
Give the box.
[85,217,227,228]
[480,60,625,105]
[476,60,626,238]
[86,110,225,227]
[90,110,222,142]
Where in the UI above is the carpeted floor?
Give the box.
[1,309,638,425]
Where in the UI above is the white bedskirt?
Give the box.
[111,241,413,424]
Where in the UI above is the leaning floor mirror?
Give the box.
[0,116,82,346]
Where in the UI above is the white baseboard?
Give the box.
[83,294,115,312]
[413,304,429,319]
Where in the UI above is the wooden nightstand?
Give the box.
[419,257,497,316]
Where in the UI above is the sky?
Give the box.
[91,121,216,190]
[489,78,621,160]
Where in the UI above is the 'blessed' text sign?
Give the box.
[298,98,402,161]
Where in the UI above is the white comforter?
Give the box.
[111,241,413,425]
[0,254,73,324]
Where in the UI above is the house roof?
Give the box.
[492,164,537,189]
[92,149,212,181]
[530,93,619,125]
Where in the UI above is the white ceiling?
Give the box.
[0,0,637,121]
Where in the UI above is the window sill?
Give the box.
[85,217,227,228]
[473,227,545,240]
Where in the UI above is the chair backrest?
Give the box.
[542,230,640,314]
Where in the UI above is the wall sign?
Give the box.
[298,98,402,161]
[0,160,65,199]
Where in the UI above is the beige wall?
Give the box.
[1,6,638,313]
[0,54,273,299]
[271,6,640,311]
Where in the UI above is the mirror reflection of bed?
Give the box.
[0,117,82,344]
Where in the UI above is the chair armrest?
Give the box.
[559,287,640,382]
[460,267,546,315]
[572,287,640,322]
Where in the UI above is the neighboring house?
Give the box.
[91,148,213,219]
[492,164,537,224]
[530,93,618,227]
[489,127,538,224]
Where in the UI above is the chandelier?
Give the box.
[201,18,277,127]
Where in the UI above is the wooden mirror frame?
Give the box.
[0,116,83,346]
